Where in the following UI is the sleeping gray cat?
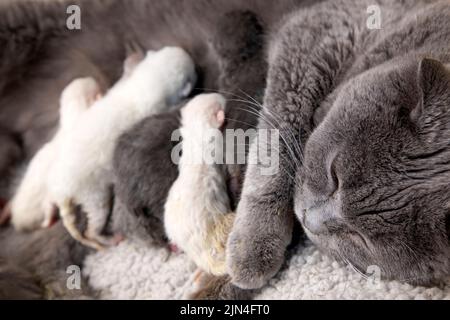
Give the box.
[228,0,450,288]
[3,0,449,295]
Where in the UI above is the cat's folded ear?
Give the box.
[411,58,450,121]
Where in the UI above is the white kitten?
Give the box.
[8,77,101,231]
[164,93,235,276]
[48,47,196,250]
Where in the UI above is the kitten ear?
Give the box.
[413,58,450,120]
[123,51,145,77]
[216,109,225,127]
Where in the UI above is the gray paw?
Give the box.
[226,228,286,290]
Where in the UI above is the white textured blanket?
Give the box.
[84,240,450,300]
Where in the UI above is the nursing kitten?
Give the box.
[165,93,235,276]
[227,0,450,288]
[112,9,268,249]
[4,77,101,231]
[185,10,271,300]
[48,48,196,250]
[112,108,182,246]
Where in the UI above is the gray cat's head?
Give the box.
[296,56,450,285]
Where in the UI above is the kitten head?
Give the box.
[128,47,197,107]
[296,56,450,285]
[181,93,227,130]
[59,77,101,129]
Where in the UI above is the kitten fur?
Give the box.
[112,108,183,246]
[7,77,101,231]
[47,48,196,250]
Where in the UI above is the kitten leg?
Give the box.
[59,199,105,251]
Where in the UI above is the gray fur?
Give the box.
[0,257,43,300]
[228,0,450,288]
[112,109,182,246]
[0,222,95,299]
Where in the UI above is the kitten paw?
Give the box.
[226,230,286,290]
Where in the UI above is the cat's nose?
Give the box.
[301,199,341,235]
[303,207,332,235]
[296,185,342,235]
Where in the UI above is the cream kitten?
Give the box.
[164,93,235,276]
[48,47,196,250]
[7,77,102,231]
